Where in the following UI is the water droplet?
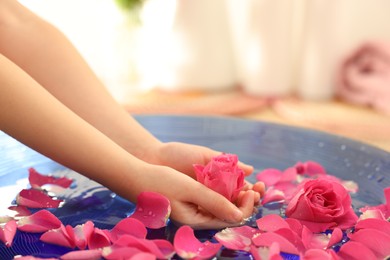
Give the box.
[138,207,143,212]
[148,211,153,216]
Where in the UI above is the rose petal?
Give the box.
[73,220,94,250]
[303,249,339,260]
[273,228,305,253]
[250,243,283,260]
[40,224,76,248]
[88,227,111,249]
[348,228,390,258]
[28,168,73,189]
[17,210,62,233]
[294,161,326,176]
[174,225,222,259]
[110,217,147,242]
[261,188,286,205]
[327,228,343,248]
[16,189,62,208]
[7,206,32,217]
[0,219,17,247]
[130,191,171,229]
[214,226,261,251]
[102,245,152,260]
[355,218,390,234]
[256,214,289,232]
[114,235,173,259]
[256,169,283,187]
[60,249,102,260]
[358,209,386,221]
[338,241,377,260]
[252,232,299,255]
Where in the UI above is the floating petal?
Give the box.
[338,241,377,260]
[16,189,62,208]
[28,168,73,189]
[348,228,390,258]
[110,217,147,242]
[40,224,76,248]
[0,219,17,247]
[130,191,171,229]
[17,210,62,233]
[60,249,102,260]
[256,214,289,232]
[214,226,260,251]
[252,232,299,255]
[174,225,221,259]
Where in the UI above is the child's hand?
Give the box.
[122,164,258,230]
[145,142,254,178]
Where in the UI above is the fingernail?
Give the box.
[228,209,243,223]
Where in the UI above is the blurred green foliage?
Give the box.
[115,0,144,11]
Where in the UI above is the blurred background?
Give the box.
[19,0,390,150]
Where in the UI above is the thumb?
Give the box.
[193,184,243,224]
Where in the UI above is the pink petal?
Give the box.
[8,206,32,217]
[252,232,299,255]
[0,219,17,247]
[327,228,343,248]
[60,249,102,260]
[303,249,339,260]
[174,225,222,259]
[256,169,283,186]
[256,214,289,232]
[214,226,261,251]
[250,243,283,260]
[16,189,62,208]
[261,188,286,205]
[273,228,305,253]
[129,252,157,260]
[88,227,111,249]
[152,239,175,259]
[301,226,330,250]
[355,218,390,234]
[130,191,171,229]
[110,217,147,242]
[40,224,76,248]
[285,218,303,237]
[338,241,377,260]
[73,220,94,250]
[295,161,326,176]
[17,210,62,233]
[348,228,390,258]
[114,235,173,259]
[358,209,386,221]
[28,168,73,189]
[102,245,150,260]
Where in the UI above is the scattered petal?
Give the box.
[355,218,390,234]
[73,220,94,250]
[0,219,17,247]
[16,189,62,208]
[114,235,173,259]
[40,224,75,248]
[17,210,62,233]
[130,191,171,229]
[174,225,221,259]
[252,232,299,255]
[88,227,111,249]
[28,168,73,189]
[60,249,102,260]
[8,206,32,217]
[251,243,283,260]
[338,241,377,260]
[256,214,289,232]
[303,248,339,260]
[348,228,390,258]
[261,188,285,205]
[214,226,261,251]
[110,217,147,242]
[256,169,283,187]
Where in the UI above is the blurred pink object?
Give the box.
[337,41,390,114]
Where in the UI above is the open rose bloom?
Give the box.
[193,153,245,202]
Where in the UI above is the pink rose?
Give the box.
[285,179,358,232]
[193,153,245,202]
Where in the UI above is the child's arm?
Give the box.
[0,53,256,229]
[0,0,254,177]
